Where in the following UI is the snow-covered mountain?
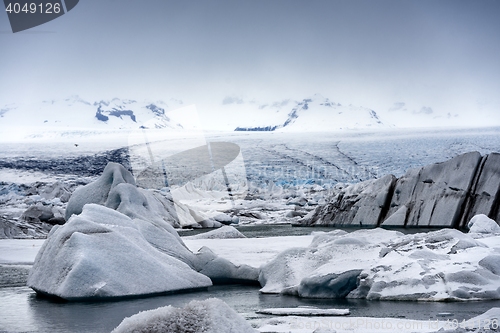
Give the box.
[0,96,188,133]
[233,94,385,132]
[0,93,472,137]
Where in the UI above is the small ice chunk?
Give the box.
[111,298,257,333]
[257,307,349,316]
[468,214,500,234]
[184,226,246,240]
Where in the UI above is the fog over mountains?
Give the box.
[0,93,471,136]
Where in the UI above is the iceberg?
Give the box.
[260,217,500,301]
[301,152,500,228]
[28,204,258,300]
[184,226,246,240]
[27,204,212,300]
[111,298,257,333]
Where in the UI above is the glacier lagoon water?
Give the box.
[1,128,500,332]
[2,224,500,333]
[2,276,500,332]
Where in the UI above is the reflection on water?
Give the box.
[2,285,500,333]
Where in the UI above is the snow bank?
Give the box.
[260,219,500,301]
[111,298,257,333]
[184,226,246,240]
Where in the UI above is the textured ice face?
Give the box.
[302,152,500,229]
[64,162,137,220]
[259,221,500,301]
[64,161,227,229]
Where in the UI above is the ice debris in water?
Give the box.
[111,298,257,333]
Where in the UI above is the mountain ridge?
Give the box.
[235,94,385,132]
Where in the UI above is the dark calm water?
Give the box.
[2,284,500,333]
[1,225,498,333]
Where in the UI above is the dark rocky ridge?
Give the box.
[299,152,500,228]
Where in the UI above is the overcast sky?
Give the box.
[1,0,499,127]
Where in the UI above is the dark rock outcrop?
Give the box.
[299,152,500,228]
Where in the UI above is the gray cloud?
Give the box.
[271,100,291,108]
[389,102,406,112]
[0,0,499,127]
[413,106,434,115]
[222,96,244,105]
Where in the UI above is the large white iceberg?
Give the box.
[28,204,211,300]
[28,204,258,300]
[111,298,257,333]
[259,217,500,301]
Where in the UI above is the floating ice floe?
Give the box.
[111,298,257,333]
[257,307,350,316]
[184,226,246,240]
[259,221,500,301]
[255,308,500,333]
